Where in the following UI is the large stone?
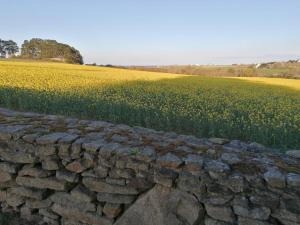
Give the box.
[208,138,229,145]
[233,205,271,220]
[114,185,204,225]
[97,193,136,204]
[50,192,96,212]
[42,156,60,170]
[71,184,96,202]
[66,160,87,173]
[0,162,19,174]
[286,150,300,159]
[0,148,36,163]
[83,177,138,195]
[183,154,204,172]
[204,160,230,179]
[9,186,47,200]
[16,176,67,190]
[103,203,122,219]
[52,203,113,225]
[221,153,241,165]
[39,208,59,220]
[238,217,273,225]
[25,199,52,209]
[18,165,52,177]
[157,153,183,169]
[6,193,26,207]
[287,173,300,188]
[263,168,286,188]
[204,217,231,225]
[0,190,7,201]
[205,205,235,223]
[0,170,12,182]
[134,146,156,162]
[0,125,32,140]
[83,140,106,153]
[36,132,69,144]
[56,169,79,183]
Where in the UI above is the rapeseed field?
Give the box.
[0,61,299,149]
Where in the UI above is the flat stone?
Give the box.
[39,208,59,220]
[263,168,286,188]
[154,168,178,187]
[6,193,26,207]
[50,192,96,212]
[204,217,232,225]
[97,193,136,204]
[221,153,242,165]
[52,203,113,225]
[238,217,273,225]
[71,138,84,159]
[286,150,300,159]
[287,173,300,188]
[25,199,52,209]
[36,145,57,157]
[177,172,202,193]
[0,162,19,174]
[42,157,60,170]
[157,153,183,169]
[36,132,69,144]
[83,177,138,195]
[233,205,271,220]
[71,184,96,202]
[56,169,79,183]
[83,139,106,153]
[183,154,204,171]
[249,192,279,210]
[134,146,156,162]
[58,133,79,144]
[205,160,230,179]
[0,148,36,163]
[66,160,87,173]
[205,205,235,223]
[16,176,67,190]
[0,170,12,182]
[0,190,7,201]
[0,125,32,140]
[18,165,52,177]
[103,203,122,219]
[22,133,40,143]
[99,143,121,158]
[9,186,47,200]
[272,207,300,224]
[209,138,230,145]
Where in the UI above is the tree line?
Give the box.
[0,39,19,58]
[0,38,83,64]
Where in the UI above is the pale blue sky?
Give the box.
[1,0,300,65]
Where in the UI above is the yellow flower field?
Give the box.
[0,60,299,149]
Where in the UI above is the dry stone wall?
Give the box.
[0,107,299,225]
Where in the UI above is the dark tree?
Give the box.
[4,40,19,57]
[0,39,19,58]
[21,38,83,64]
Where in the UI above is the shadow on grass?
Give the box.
[0,76,299,150]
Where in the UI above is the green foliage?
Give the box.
[0,39,19,58]
[131,148,140,156]
[20,38,83,64]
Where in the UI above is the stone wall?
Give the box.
[0,107,299,225]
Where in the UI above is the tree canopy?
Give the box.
[21,38,83,64]
[0,39,19,58]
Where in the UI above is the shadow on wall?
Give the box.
[0,76,299,149]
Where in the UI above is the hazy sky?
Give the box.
[1,0,300,65]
